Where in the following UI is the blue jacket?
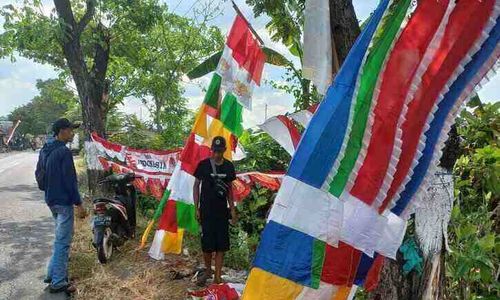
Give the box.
[36,138,81,206]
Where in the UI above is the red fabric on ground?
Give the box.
[188,283,239,300]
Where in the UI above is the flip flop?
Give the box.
[49,283,77,294]
[196,269,212,287]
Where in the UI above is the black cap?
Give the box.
[52,118,80,136]
[211,136,226,152]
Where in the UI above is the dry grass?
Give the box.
[70,157,199,299]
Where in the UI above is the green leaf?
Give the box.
[186,51,223,79]
[479,267,492,283]
[288,42,301,57]
[186,47,293,79]
[451,205,461,220]
[262,47,292,67]
[456,257,471,278]
[467,94,481,108]
[458,224,477,240]
[478,234,495,251]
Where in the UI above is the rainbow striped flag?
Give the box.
[243,0,500,299]
[143,15,266,258]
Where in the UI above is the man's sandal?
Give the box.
[196,269,212,287]
[49,283,77,294]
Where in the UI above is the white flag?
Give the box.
[303,0,333,95]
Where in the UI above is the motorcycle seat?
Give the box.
[93,197,124,206]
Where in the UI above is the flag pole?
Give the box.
[6,120,21,145]
[231,0,265,46]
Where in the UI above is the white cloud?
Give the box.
[0,57,57,116]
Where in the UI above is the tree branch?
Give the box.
[54,0,77,31]
[77,0,96,36]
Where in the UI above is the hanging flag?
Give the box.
[243,0,500,298]
[146,14,266,259]
[258,115,301,156]
[289,103,319,128]
[303,0,334,95]
[216,15,266,110]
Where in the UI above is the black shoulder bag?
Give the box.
[209,159,229,199]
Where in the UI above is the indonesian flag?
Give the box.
[289,103,319,128]
[216,15,266,110]
[259,115,301,156]
[145,15,266,259]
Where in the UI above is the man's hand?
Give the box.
[196,208,201,223]
[76,205,87,219]
[230,208,237,226]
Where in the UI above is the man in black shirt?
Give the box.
[193,136,237,284]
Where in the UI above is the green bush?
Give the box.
[137,194,159,219]
[446,101,499,299]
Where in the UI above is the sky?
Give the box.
[0,0,498,128]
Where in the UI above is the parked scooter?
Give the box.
[92,172,140,263]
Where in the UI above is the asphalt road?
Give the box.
[0,151,67,300]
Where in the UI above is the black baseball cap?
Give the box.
[52,118,80,136]
[211,136,227,152]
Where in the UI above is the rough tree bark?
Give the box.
[369,127,460,300]
[54,0,110,193]
[329,0,361,72]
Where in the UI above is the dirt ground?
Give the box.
[70,159,200,300]
[70,198,206,299]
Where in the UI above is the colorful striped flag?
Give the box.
[144,15,266,258]
[243,0,499,299]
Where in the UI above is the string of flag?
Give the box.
[243,0,500,299]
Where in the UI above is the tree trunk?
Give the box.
[153,97,163,132]
[329,0,361,70]
[369,170,455,299]
[54,0,109,194]
[368,255,415,300]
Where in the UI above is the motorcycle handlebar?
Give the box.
[98,172,142,185]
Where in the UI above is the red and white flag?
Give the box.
[258,115,301,156]
[216,15,266,110]
[289,103,319,128]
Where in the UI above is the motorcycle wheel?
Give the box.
[97,227,113,264]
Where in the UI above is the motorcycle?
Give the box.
[92,172,140,263]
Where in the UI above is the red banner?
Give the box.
[93,133,285,202]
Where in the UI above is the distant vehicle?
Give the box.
[0,121,16,152]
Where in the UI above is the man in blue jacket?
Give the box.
[35,118,86,294]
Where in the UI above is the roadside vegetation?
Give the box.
[1,0,497,298]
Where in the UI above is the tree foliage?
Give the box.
[447,100,500,299]
[113,1,224,131]
[0,0,223,140]
[243,0,315,109]
[8,79,76,136]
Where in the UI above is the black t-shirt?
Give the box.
[194,158,236,218]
